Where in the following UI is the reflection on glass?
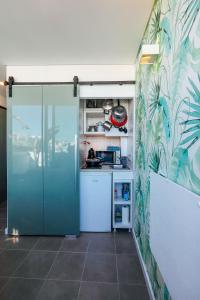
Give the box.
[12,105,42,173]
[45,104,75,169]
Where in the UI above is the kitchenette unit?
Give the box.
[6,82,135,236]
[79,97,135,232]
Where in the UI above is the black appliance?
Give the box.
[86,148,102,168]
[87,148,95,159]
[85,158,102,168]
[120,156,128,168]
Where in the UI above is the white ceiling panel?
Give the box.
[0,0,153,65]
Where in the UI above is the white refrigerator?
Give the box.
[80,172,112,232]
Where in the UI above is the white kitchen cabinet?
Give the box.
[80,172,112,232]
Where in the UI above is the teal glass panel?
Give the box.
[43,85,79,235]
[7,86,44,235]
[0,107,7,203]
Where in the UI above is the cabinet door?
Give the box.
[7,86,44,235]
[43,85,79,235]
[80,172,112,232]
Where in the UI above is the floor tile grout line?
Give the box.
[79,280,147,287]
[0,231,147,298]
[31,236,41,250]
[35,237,66,299]
[115,253,138,256]
[8,248,32,277]
[58,236,66,252]
[0,248,118,254]
[114,233,121,300]
[0,276,12,295]
[35,248,61,300]
[0,275,80,282]
[0,275,147,287]
[0,247,64,252]
[77,239,91,300]
[0,247,32,295]
[57,237,89,255]
[0,235,39,252]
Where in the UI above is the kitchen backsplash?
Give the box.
[80,136,121,162]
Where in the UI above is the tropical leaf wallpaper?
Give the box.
[134,0,200,299]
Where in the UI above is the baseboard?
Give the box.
[132,229,155,300]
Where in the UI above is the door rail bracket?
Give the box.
[73,76,79,97]
[8,76,14,98]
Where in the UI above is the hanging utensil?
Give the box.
[110,100,128,128]
[103,121,112,131]
[119,126,128,133]
[102,99,113,114]
[95,121,105,132]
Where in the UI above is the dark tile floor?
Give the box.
[0,201,149,300]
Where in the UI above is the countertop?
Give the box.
[80,165,133,173]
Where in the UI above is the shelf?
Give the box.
[84,132,105,136]
[84,108,104,113]
[114,197,130,202]
[113,222,131,228]
[114,200,131,205]
[105,127,129,137]
[113,178,132,230]
[84,109,105,134]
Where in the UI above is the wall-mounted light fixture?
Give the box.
[0,80,8,86]
[139,44,159,64]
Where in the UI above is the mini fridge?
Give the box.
[80,172,112,232]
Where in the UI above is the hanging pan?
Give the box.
[110,100,128,128]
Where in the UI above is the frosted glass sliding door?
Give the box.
[7,85,80,236]
[43,85,79,235]
[0,107,7,203]
[7,86,43,235]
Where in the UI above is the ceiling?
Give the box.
[0,0,153,65]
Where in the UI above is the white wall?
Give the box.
[150,172,200,300]
[6,65,135,98]
[0,66,6,107]
[6,65,135,81]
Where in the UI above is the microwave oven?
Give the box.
[96,151,115,165]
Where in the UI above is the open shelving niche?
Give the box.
[83,99,131,137]
[112,173,133,231]
[80,98,134,168]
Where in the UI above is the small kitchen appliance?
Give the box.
[85,158,102,168]
[86,148,102,168]
[107,146,121,165]
[96,150,115,165]
[88,148,95,159]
